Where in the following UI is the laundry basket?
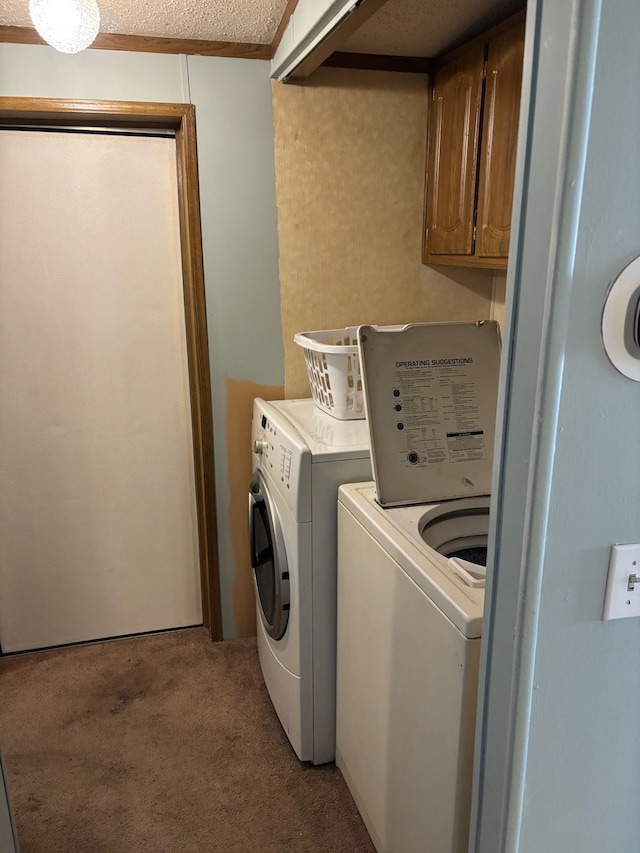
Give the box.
[294,327,364,420]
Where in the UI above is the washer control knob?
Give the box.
[254,439,267,455]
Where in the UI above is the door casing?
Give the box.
[0,96,222,641]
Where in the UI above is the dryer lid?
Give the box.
[358,322,501,507]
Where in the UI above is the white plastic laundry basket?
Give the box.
[294,327,364,420]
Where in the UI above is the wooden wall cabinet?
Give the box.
[424,13,525,270]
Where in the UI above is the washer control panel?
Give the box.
[254,413,295,485]
[251,405,312,521]
[251,397,313,524]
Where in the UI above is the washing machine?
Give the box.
[249,397,371,765]
[335,321,501,853]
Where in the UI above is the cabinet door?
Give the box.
[426,43,485,256]
[475,18,525,258]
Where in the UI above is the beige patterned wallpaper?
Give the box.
[491,273,507,330]
[272,67,496,400]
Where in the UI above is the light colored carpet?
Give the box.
[0,629,375,852]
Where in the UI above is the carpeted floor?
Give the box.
[0,628,375,852]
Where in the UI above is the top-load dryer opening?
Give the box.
[419,497,490,567]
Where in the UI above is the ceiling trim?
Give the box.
[0,25,272,60]
[323,52,432,75]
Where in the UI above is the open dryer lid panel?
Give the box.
[358,322,501,507]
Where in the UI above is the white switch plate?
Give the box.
[603,544,640,620]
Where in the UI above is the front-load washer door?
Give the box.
[249,470,290,640]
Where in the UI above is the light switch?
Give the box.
[603,544,640,620]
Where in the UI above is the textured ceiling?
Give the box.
[0,0,526,56]
[341,0,526,57]
[1,0,290,44]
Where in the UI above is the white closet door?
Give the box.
[0,129,202,652]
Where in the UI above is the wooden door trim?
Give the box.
[0,25,271,59]
[0,97,223,641]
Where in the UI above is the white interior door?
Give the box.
[0,128,202,653]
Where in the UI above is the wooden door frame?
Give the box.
[0,97,223,641]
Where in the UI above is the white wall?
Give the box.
[474,0,640,850]
[0,43,284,639]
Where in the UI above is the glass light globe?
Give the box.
[29,0,100,54]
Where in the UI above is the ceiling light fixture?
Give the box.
[29,0,100,54]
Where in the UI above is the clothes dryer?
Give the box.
[336,482,483,853]
[335,322,501,852]
[249,398,371,764]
